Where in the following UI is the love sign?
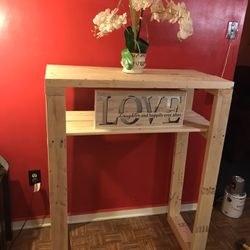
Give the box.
[95,90,186,128]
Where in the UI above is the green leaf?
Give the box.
[121,48,133,70]
[137,38,149,54]
[124,27,135,52]
[124,26,149,53]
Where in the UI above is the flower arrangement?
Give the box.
[93,0,193,71]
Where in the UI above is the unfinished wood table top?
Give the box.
[45,65,234,89]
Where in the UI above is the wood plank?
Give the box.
[168,214,192,250]
[65,110,209,136]
[191,89,233,250]
[46,86,66,96]
[168,133,189,217]
[168,88,193,220]
[45,65,234,89]
[185,89,194,111]
[46,92,68,250]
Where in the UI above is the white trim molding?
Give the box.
[13,203,197,231]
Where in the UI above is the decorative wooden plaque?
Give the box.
[95,90,187,128]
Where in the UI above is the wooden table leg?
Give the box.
[191,89,233,250]
[168,132,191,250]
[168,89,194,218]
[168,133,189,218]
[167,89,194,250]
[46,87,68,250]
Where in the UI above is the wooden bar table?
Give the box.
[45,65,233,250]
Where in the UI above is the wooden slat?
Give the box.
[191,89,233,250]
[167,89,193,246]
[46,92,68,250]
[65,110,209,136]
[168,133,189,217]
[168,215,192,250]
[46,86,66,96]
[185,89,194,111]
[45,65,234,89]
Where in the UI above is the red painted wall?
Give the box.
[0,0,248,220]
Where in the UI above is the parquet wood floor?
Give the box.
[10,200,250,250]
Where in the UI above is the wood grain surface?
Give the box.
[10,199,250,250]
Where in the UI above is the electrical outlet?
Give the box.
[226,21,239,40]
[28,170,41,186]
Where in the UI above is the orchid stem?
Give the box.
[129,0,138,51]
[136,9,144,41]
[117,0,123,9]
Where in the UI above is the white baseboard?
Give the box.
[12,203,197,231]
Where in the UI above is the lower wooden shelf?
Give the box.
[66,110,209,136]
